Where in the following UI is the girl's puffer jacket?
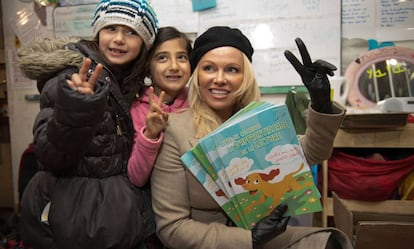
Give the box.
[17,39,154,249]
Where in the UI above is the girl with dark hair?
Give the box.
[16,1,158,248]
[128,26,192,187]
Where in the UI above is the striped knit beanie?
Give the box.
[91,0,158,49]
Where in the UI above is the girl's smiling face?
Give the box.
[149,38,191,102]
[197,46,244,121]
[98,25,143,66]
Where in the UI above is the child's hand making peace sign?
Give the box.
[144,86,169,140]
[66,58,103,95]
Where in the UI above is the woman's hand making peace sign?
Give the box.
[66,58,103,95]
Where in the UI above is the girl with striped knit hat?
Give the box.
[17,1,158,248]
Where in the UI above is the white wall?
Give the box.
[1,0,44,207]
[262,94,286,105]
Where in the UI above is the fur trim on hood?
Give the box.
[17,38,85,82]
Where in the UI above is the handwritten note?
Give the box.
[342,0,414,41]
[342,0,375,39]
[377,0,414,41]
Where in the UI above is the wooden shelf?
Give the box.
[334,123,414,148]
[317,123,414,227]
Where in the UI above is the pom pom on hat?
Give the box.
[190,26,253,72]
[91,0,158,49]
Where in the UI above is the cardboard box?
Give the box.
[334,123,414,148]
[332,192,414,249]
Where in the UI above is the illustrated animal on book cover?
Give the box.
[234,162,313,216]
[224,143,320,220]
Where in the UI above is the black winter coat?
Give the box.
[17,39,154,249]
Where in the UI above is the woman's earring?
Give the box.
[144,77,152,86]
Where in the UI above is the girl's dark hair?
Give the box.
[121,45,148,104]
[146,26,193,75]
[81,38,149,106]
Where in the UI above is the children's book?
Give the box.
[181,101,322,230]
[182,151,247,228]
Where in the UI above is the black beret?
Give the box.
[190,26,254,72]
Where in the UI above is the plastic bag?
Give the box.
[326,149,414,201]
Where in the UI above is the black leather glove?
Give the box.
[251,203,290,249]
[284,38,337,114]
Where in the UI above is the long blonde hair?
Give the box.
[188,54,261,138]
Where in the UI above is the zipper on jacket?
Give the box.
[115,114,122,135]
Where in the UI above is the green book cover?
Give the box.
[182,102,322,230]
